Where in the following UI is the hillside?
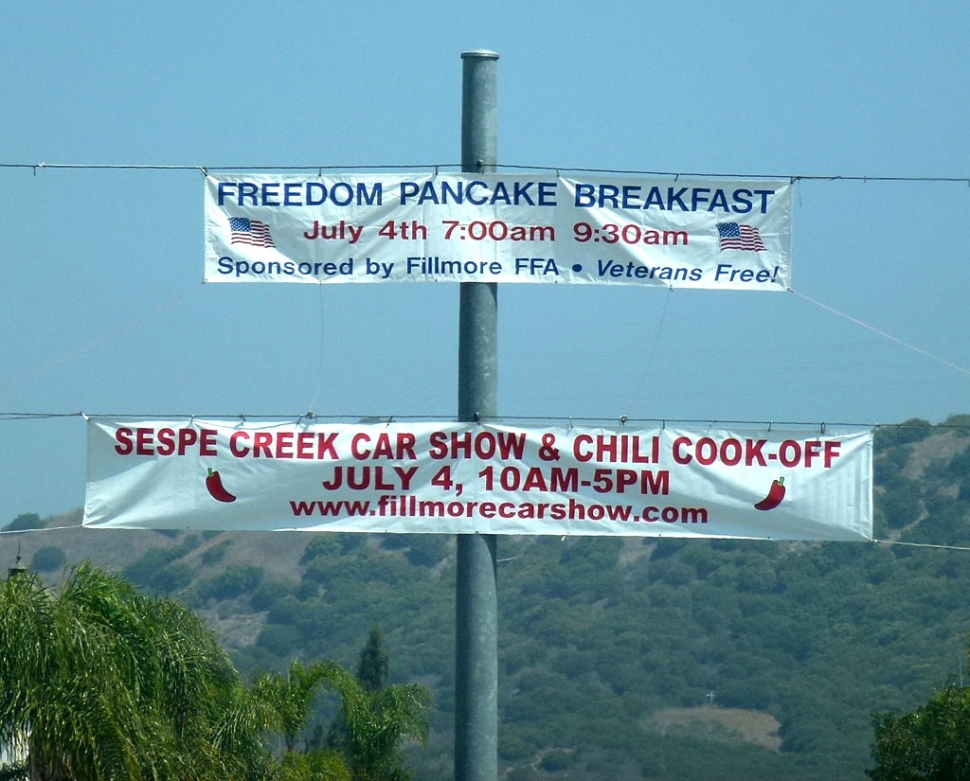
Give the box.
[3,417,970,780]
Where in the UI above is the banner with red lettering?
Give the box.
[84,419,872,540]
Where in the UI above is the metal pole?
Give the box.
[456,49,499,781]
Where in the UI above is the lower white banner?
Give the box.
[83,419,873,541]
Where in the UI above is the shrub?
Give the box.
[31,546,66,572]
[201,539,232,565]
[250,580,294,611]
[196,565,264,601]
[2,513,43,532]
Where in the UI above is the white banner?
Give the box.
[204,174,792,291]
[84,419,871,540]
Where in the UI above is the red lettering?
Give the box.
[317,432,339,460]
[253,432,273,457]
[396,433,417,460]
[615,469,637,492]
[136,428,154,455]
[275,431,293,458]
[672,436,692,464]
[114,427,133,455]
[804,440,822,467]
[297,432,314,459]
[351,432,370,459]
[573,434,594,462]
[230,431,250,457]
[696,437,717,465]
[779,439,801,467]
[824,440,841,468]
[429,431,448,459]
[373,433,394,459]
[177,428,197,456]
[745,439,767,466]
[720,438,742,466]
[156,428,176,456]
[200,429,217,457]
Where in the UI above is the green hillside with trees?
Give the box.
[4,417,970,780]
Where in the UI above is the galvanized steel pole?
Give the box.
[455,49,499,781]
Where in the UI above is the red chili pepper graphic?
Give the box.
[205,468,236,503]
[754,477,785,511]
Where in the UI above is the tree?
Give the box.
[0,514,42,533]
[324,663,431,781]
[251,659,351,781]
[29,547,65,573]
[254,659,334,755]
[356,627,390,693]
[868,662,970,779]
[0,563,272,781]
[318,629,431,781]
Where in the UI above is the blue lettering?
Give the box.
[238,182,258,206]
[261,183,280,206]
[217,182,235,206]
[466,181,488,206]
[418,180,440,204]
[709,189,730,212]
[513,181,535,205]
[330,183,353,206]
[644,187,665,210]
[691,188,710,211]
[399,181,420,204]
[538,182,557,206]
[284,183,302,205]
[491,181,511,206]
[598,184,619,208]
[666,187,688,210]
[621,185,642,209]
[357,182,382,206]
[753,189,775,214]
[574,183,596,207]
[731,188,753,214]
[441,179,464,203]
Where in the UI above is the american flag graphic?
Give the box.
[228,217,275,248]
[717,222,766,252]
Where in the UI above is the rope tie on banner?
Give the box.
[876,539,970,553]
[0,283,203,392]
[304,282,327,416]
[625,286,672,416]
[792,289,970,378]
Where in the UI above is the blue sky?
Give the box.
[1,1,969,526]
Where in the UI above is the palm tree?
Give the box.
[250,659,352,781]
[252,640,431,781]
[322,651,431,781]
[253,659,334,755]
[0,563,271,781]
[337,672,431,781]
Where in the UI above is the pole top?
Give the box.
[461,49,499,60]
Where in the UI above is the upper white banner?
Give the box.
[204,174,792,290]
[84,419,870,541]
